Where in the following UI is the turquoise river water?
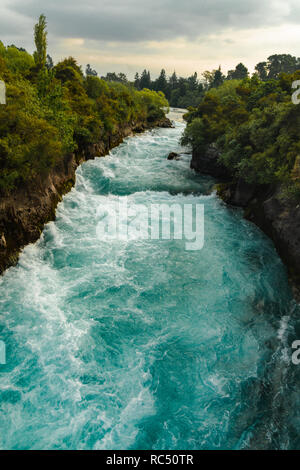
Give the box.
[0,111,299,449]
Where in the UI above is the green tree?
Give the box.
[211,67,224,88]
[155,69,169,97]
[267,54,299,79]
[187,72,198,91]
[227,63,249,80]
[202,70,215,90]
[102,72,127,83]
[134,72,140,89]
[33,14,47,70]
[169,71,178,90]
[255,62,268,81]
[140,69,151,89]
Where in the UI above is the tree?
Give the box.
[101,72,127,83]
[169,71,178,90]
[139,88,169,122]
[1,42,34,75]
[8,45,26,52]
[134,72,140,89]
[178,77,188,97]
[139,69,151,89]
[267,54,299,79]
[117,73,128,84]
[54,57,84,84]
[255,62,268,81]
[227,63,249,80]
[255,55,300,81]
[211,67,224,88]
[202,70,215,89]
[33,14,47,70]
[187,72,198,91]
[154,69,169,97]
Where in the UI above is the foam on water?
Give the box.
[0,118,299,449]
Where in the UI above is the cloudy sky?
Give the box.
[0,0,300,78]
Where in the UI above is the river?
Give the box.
[0,110,299,450]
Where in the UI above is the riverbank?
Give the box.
[0,116,172,274]
[191,146,300,301]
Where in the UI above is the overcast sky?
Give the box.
[1,0,300,78]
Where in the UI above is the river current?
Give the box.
[0,110,299,449]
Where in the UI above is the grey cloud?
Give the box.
[5,0,300,43]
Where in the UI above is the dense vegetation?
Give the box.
[89,54,300,108]
[0,16,168,195]
[133,70,204,108]
[182,71,300,201]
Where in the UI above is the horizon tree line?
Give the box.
[6,27,300,108]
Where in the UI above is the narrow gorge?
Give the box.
[0,111,299,450]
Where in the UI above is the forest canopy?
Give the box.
[181,71,300,202]
[131,55,300,108]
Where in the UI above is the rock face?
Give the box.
[0,117,172,275]
[0,153,77,274]
[191,145,300,299]
[167,152,180,160]
[191,144,231,180]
